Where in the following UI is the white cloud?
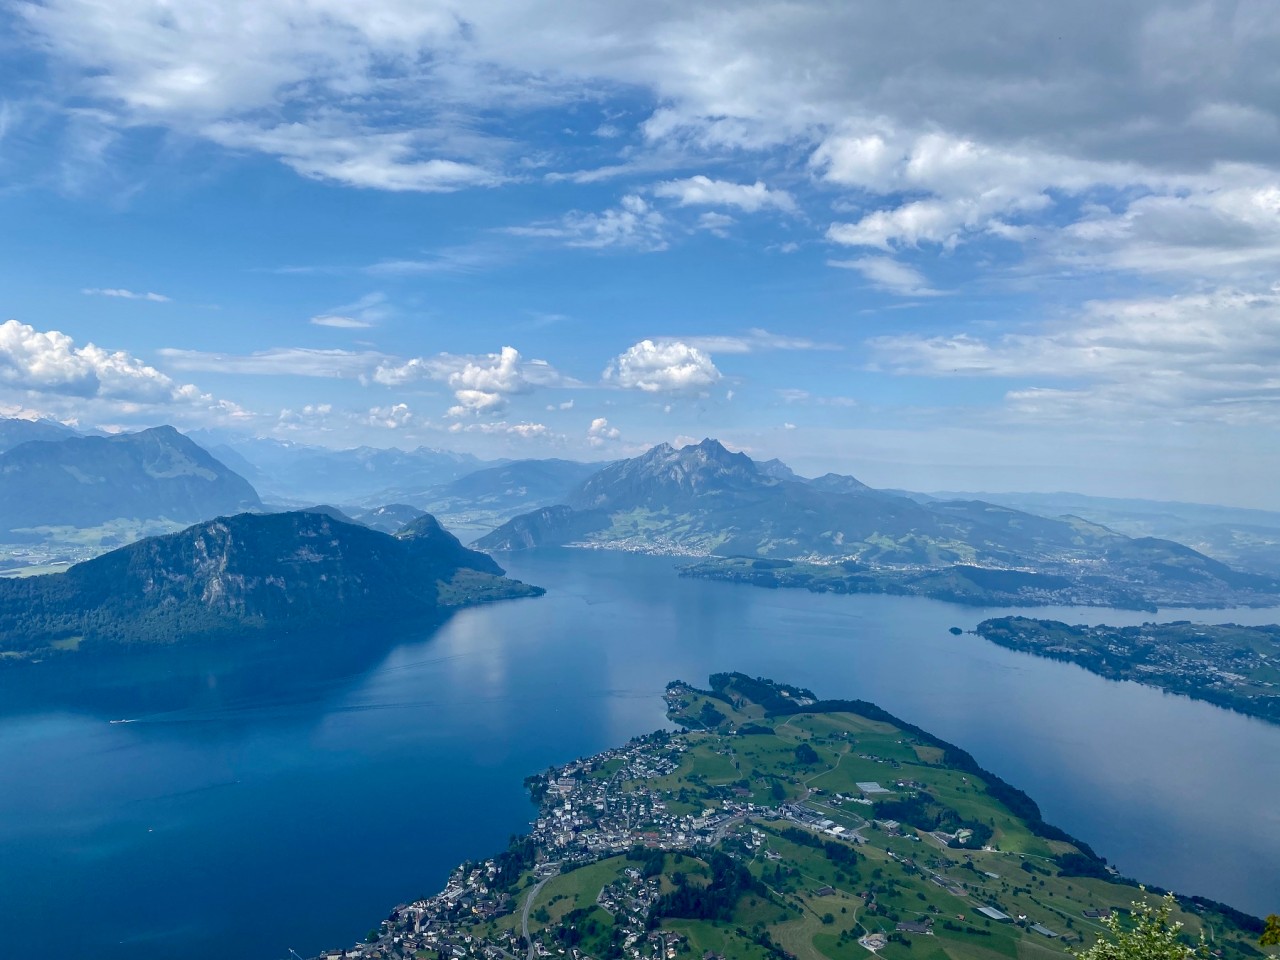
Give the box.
[681,328,837,354]
[696,211,735,237]
[827,257,942,297]
[777,388,856,407]
[1051,180,1280,279]
[653,175,796,213]
[507,195,667,252]
[16,0,1280,290]
[368,403,414,428]
[447,420,553,439]
[82,287,170,302]
[1,319,182,402]
[160,346,385,378]
[204,120,504,193]
[586,416,621,446]
[547,399,575,411]
[604,339,721,393]
[0,320,253,430]
[870,288,1280,424]
[309,291,389,329]
[310,315,373,329]
[373,345,563,417]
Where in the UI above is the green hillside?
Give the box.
[313,675,1270,960]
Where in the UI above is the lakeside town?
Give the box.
[307,678,1271,960]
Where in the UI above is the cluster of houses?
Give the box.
[311,726,796,960]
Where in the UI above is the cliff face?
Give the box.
[0,511,542,658]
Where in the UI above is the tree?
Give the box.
[1073,893,1206,960]
[794,743,820,765]
[1261,915,1280,950]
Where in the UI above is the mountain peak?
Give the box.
[571,438,762,511]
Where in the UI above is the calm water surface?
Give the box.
[1,548,1277,959]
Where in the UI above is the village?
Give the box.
[307,703,903,960]
[307,680,1264,960]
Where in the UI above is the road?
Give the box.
[521,864,560,960]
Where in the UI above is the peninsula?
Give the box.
[975,618,1280,725]
[309,674,1266,960]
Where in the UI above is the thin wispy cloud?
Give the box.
[828,257,943,298]
[681,328,840,354]
[82,287,170,302]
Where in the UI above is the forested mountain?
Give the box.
[0,510,542,659]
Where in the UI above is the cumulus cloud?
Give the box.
[0,320,253,430]
[870,288,1280,424]
[82,287,170,302]
[653,175,796,213]
[2,319,183,401]
[373,345,563,417]
[368,403,414,428]
[507,195,667,252]
[586,416,621,446]
[604,339,721,393]
[827,257,943,297]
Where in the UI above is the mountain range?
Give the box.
[188,432,490,504]
[0,510,542,661]
[478,438,1280,607]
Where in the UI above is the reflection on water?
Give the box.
[1,548,1277,960]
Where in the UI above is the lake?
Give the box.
[1,548,1277,959]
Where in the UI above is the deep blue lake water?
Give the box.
[2,548,1278,959]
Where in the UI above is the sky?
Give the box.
[1,0,1279,508]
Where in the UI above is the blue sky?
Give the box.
[2,0,1279,507]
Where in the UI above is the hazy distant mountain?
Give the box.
[403,458,605,526]
[0,510,542,659]
[296,504,362,525]
[0,417,79,453]
[756,458,800,482]
[807,472,875,495]
[478,439,1280,607]
[187,433,491,503]
[925,489,1280,576]
[357,503,426,533]
[0,426,262,535]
